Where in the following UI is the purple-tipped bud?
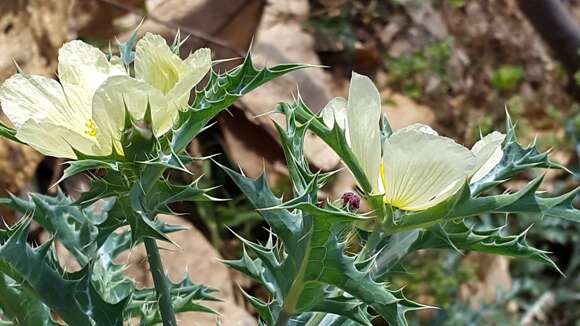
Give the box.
[341,191,360,210]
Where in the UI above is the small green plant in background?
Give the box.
[490,65,525,91]
[304,7,356,52]
[384,38,453,98]
[447,0,467,8]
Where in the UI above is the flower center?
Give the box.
[84,119,97,137]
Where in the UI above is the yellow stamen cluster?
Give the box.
[84,119,97,137]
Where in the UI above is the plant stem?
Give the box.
[275,310,292,326]
[144,237,177,326]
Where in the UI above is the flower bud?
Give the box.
[341,191,360,211]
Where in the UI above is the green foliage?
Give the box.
[219,94,580,325]
[490,65,525,91]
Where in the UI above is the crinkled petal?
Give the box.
[471,131,506,183]
[135,33,182,94]
[58,40,125,120]
[347,72,382,193]
[93,75,170,143]
[0,73,80,129]
[321,97,348,131]
[381,128,476,211]
[399,123,438,135]
[16,120,73,158]
[167,47,211,110]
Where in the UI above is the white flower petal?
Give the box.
[16,120,75,158]
[93,75,174,141]
[471,131,506,183]
[381,128,476,211]
[321,97,348,131]
[0,73,81,129]
[58,40,125,119]
[398,123,438,135]
[167,47,212,110]
[135,33,182,94]
[347,72,383,193]
[17,119,105,158]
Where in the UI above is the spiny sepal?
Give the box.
[57,159,121,185]
[276,98,373,194]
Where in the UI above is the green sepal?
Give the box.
[121,102,157,163]
[0,122,20,144]
[170,29,189,54]
[117,20,142,65]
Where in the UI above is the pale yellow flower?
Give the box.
[93,33,211,145]
[0,40,125,158]
[321,72,382,194]
[0,33,211,159]
[321,72,506,211]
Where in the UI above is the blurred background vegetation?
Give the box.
[0,0,578,325]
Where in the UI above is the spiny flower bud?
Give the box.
[341,191,360,211]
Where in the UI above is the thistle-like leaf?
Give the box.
[171,53,311,153]
[471,111,570,194]
[411,221,560,272]
[127,276,219,325]
[390,177,580,233]
[142,179,217,214]
[0,191,113,266]
[0,272,59,326]
[0,219,128,326]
